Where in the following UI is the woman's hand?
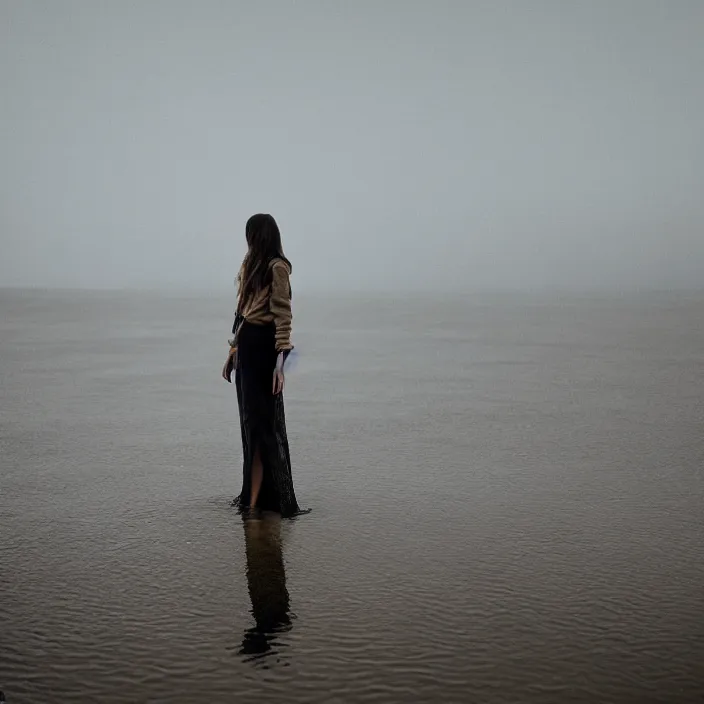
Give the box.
[222,348,236,383]
[272,368,285,395]
[272,352,285,395]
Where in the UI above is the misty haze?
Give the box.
[2,0,703,291]
[1,2,703,703]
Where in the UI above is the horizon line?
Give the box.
[2,284,703,296]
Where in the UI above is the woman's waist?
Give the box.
[239,298,274,325]
[239,317,275,337]
[241,310,275,326]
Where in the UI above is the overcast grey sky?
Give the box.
[1,1,702,291]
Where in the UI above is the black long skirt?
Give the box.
[233,321,301,517]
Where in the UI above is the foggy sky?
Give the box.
[1,0,702,291]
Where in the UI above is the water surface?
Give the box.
[1,290,703,702]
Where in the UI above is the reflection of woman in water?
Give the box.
[240,516,292,660]
[221,214,304,517]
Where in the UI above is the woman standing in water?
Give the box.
[222,214,303,517]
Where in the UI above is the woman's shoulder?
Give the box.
[270,258,291,275]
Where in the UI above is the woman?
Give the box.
[222,214,303,517]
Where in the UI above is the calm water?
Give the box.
[1,289,703,703]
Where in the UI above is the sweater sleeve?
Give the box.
[269,261,293,352]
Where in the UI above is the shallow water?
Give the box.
[1,289,703,703]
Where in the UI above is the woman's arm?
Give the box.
[222,344,236,383]
[270,261,292,395]
[270,261,293,354]
[223,266,245,384]
[222,310,241,383]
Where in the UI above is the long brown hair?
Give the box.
[238,214,291,309]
